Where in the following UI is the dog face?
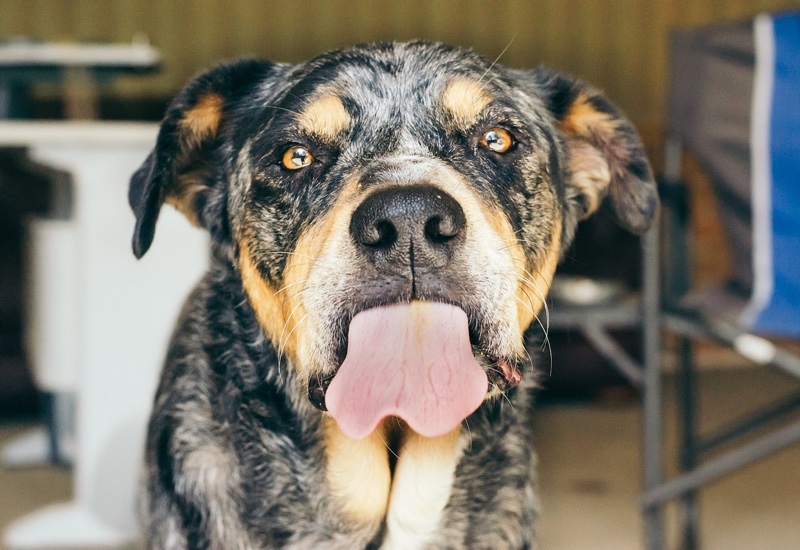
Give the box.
[130,42,656,416]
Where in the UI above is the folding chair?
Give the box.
[642,12,800,549]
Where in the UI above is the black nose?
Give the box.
[350,185,466,270]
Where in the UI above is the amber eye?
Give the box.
[281,145,314,170]
[480,128,514,153]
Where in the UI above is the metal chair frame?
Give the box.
[549,132,800,549]
[641,135,800,550]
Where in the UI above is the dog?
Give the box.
[129,41,657,549]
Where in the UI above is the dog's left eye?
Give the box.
[281,145,315,170]
[480,128,514,154]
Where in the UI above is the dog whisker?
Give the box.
[511,260,554,356]
[277,310,311,375]
[273,278,307,298]
[514,281,553,375]
[512,258,554,295]
[276,300,307,381]
[515,277,551,338]
[263,103,303,116]
[477,33,517,85]
[499,244,563,260]
[514,293,545,341]
[268,250,320,262]
[526,277,553,346]
[489,381,515,409]
[485,365,505,375]
[375,427,400,462]
[263,279,306,336]
[463,418,473,452]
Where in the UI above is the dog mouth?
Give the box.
[306,300,523,438]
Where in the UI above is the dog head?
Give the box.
[130,42,657,437]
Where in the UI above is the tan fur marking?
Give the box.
[296,95,351,141]
[559,92,619,139]
[239,179,363,370]
[484,205,560,333]
[442,77,491,127]
[558,93,618,218]
[383,427,463,549]
[164,171,206,226]
[324,418,391,525]
[290,179,362,376]
[516,224,560,332]
[566,140,611,218]
[238,243,299,358]
[180,92,224,141]
[164,93,225,224]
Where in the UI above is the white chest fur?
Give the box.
[324,421,465,549]
[381,427,465,550]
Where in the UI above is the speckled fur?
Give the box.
[129,41,657,549]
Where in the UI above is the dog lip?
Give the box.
[308,373,335,411]
[485,357,523,391]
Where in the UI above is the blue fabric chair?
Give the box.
[643,11,800,549]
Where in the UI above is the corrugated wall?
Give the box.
[1,0,798,127]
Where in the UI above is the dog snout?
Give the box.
[349,185,466,270]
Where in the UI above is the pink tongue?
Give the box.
[325,302,488,440]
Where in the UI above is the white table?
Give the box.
[0,122,208,548]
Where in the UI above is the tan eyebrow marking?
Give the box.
[296,94,351,141]
[442,77,492,127]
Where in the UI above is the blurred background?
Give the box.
[1,1,799,549]
[0,0,793,125]
[2,0,796,410]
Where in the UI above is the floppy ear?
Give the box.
[534,67,658,234]
[129,58,278,258]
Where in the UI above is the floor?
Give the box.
[0,424,71,546]
[534,367,800,549]
[1,368,799,549]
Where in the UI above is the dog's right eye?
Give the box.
[281,145,315,170]
[480,128,515,154]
